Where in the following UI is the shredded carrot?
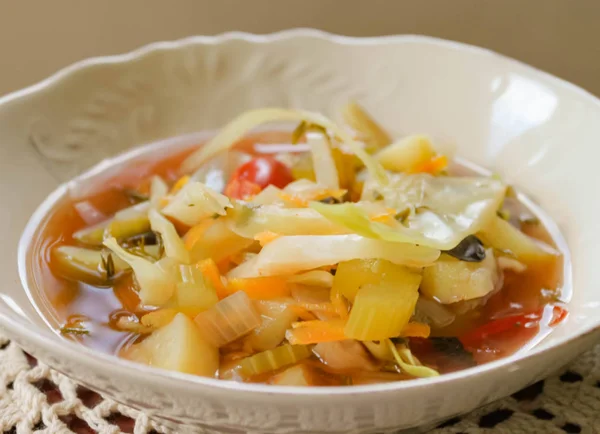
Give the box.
[400,322,431,338]
[409,155,448,175]
[286,319,347,345]
[184,219,214,250]
[226,277,290,299]
[170,175,190,195]
[254,231,282,246]
[141,308,178,328]
[197,258,228,299]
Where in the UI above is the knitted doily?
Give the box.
[1,332,599,434]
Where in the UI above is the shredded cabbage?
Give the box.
[148,209,190,264]
[387,339,439,378]
[317,173,507,250]
[162,181,231,226]
[307,132,339,190]
[226,202,349,238]
[103,237,177,306]
[227,234,440,278]
[180,108,388,186]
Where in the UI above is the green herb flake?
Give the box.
[318,196,341,204]
[394,208,411,224]
[60,326,90,336]
[100,252,116,280]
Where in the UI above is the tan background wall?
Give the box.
[0,0,598,97]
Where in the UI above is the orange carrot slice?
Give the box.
[286,319,347,345]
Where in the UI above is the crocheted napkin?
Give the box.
[1,332,597,434]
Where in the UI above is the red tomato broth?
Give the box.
[29,131,568,385]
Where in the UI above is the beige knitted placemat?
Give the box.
[1,331,599,434]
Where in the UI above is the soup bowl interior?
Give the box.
[1,31,600,433]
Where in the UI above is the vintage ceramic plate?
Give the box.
[1,30,599,434]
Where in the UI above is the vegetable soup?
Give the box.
[29,104,568,386]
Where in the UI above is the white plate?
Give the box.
[1,30,599,433]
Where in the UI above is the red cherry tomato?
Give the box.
[233,156,294,189]
[224,178,262,200]
[224,156,294,199]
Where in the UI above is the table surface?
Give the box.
[1,331,598,434]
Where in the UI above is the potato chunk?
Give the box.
[124,313,219,377]
[420,250,499,304]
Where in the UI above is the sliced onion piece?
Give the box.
[194,291,261,347]
[227,234,440,278]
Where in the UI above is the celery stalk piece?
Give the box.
[235,344,312,378]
